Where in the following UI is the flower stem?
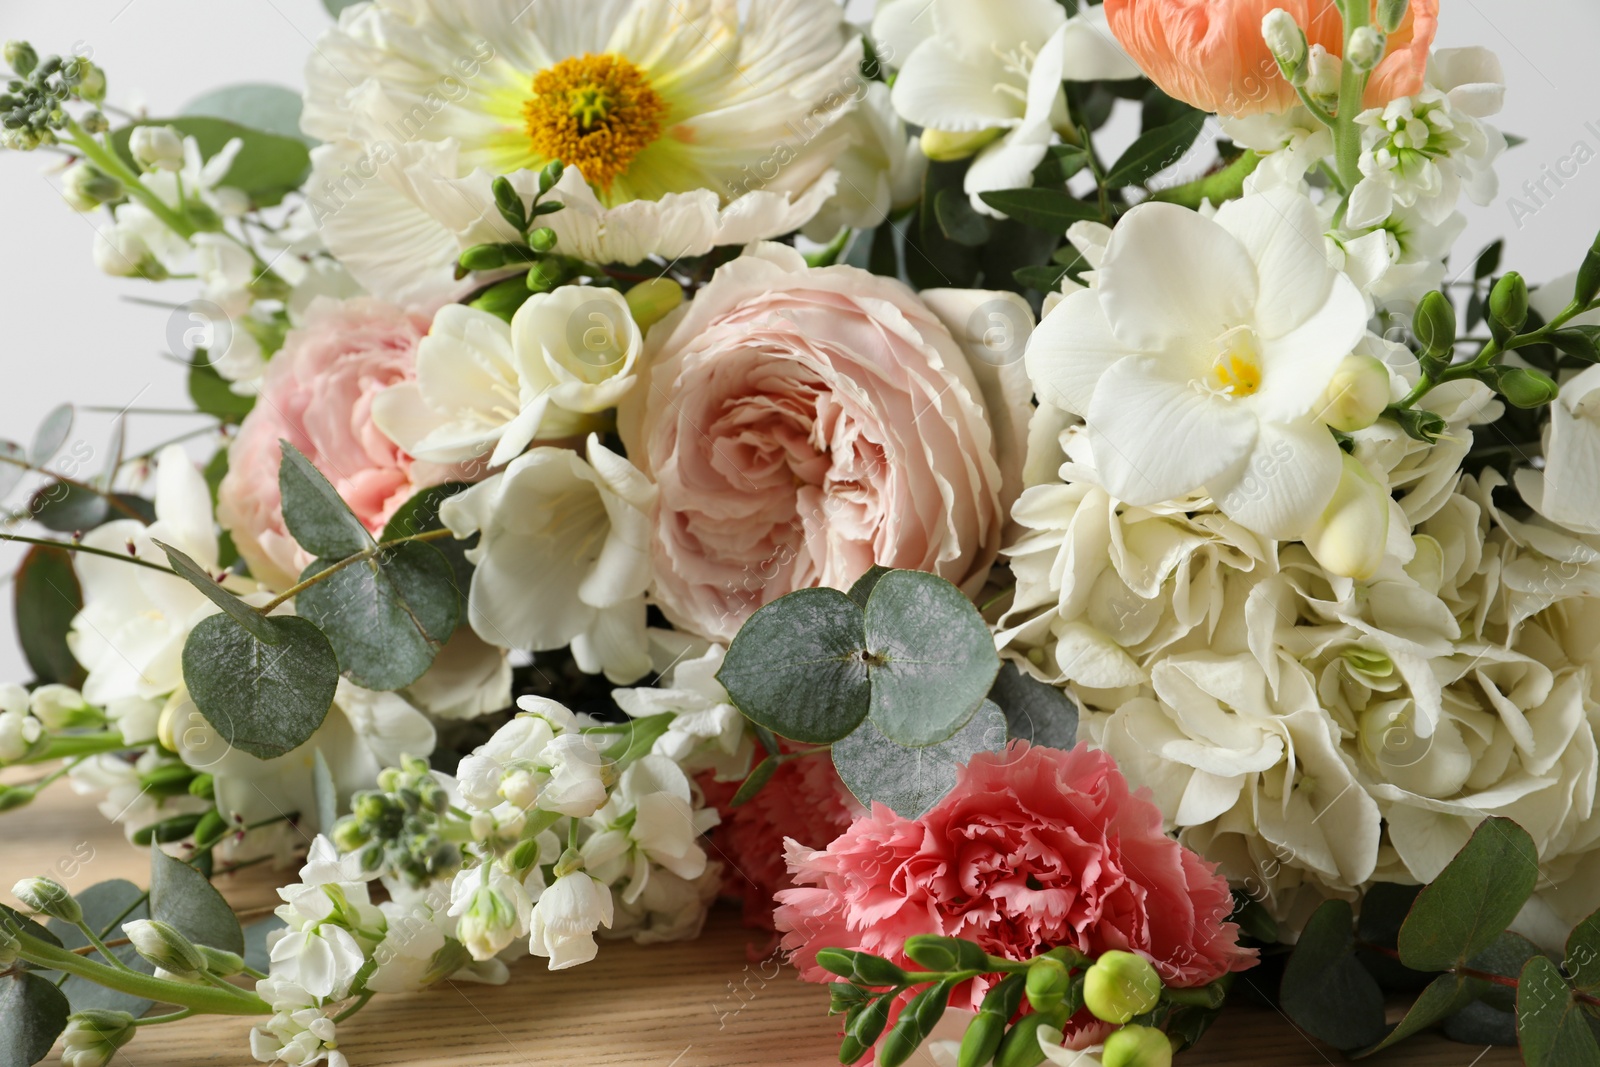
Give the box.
[256,527,455,614]
[65,120,196,240]
[0,532,176,576]
[1334,3,1373,188]
[16,933,271,1016]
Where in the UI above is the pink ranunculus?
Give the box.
[774,743,1256,1021]
[1104,0,1439,118]
[218,297,459,590]
[616,243,1031,643]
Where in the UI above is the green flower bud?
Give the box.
[528,226,558,253]
[469,274,534,321]
[538,159,565,194]
[1100,1025,1174,1067]
[1025,957,1073,1012]
[492,175,527,231]
[0,785,36,812]
[61,1010,137,1067]
[1391,405,1447,443]
[1413,290,1456,361]
[837,1034,867,1065]
[816,949,907,987]
[903,935,990,974]
[1317,354,1392,433]
[187,773,215,800]
[848,995,892,1047]
[196,944,245,977]
[73,63,107,105]
[332,816,370,854]
[3,42,38,78]
[123,919,206,978]
[1377,0,1410,33]
[459,243,510,272]
[877,1018,923,1067]
[624,276,684,334]
[1082,951,1162,1025]
[1486,365,1560,409]
[1576,231,1600,308]
[957,1011,1007,1067]
[80,108,109,134]
[61,163,124,212]
[919,127,1004,163]
[193,809,228,849]
[1261,10,1309,86]
[1347,27,1386,73]
[130,812,204,846]
[525,258,570,293]
[1488,271,1529,344]
[994,1009,1065,1067]
[13,877,81,924]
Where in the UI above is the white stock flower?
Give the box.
[300,0,862,304]
[249,980,348,1067]
[606,862,721,946]
[0,683,41,761]
[448,863,533,961]
[879,0,1138,214]
[442,436,655,684]
[528,870,614,970]
[129,126,184,172]
[1024,190,1369,543]
[267,921,368,1002]
[456,697,610,817]
[1346,48,1507,230]
[580,754,714,905]
[802,82,926,241]
[372,287,642,468]
[610,644,750,777]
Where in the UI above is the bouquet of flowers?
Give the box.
[2,1,1599,1064]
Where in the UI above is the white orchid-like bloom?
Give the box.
[373,286,642,470]
[1024,190,1369,545]
[1346,47,1507,231]
[876,0,1139,214]
[442,436,656,684]
[300,0,861,304]
[528,870,615,970]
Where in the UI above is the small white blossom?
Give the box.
[528,871,614,971]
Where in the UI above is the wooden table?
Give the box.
[3,782,1518,1066]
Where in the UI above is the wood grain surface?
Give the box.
[2,780,1519,1067]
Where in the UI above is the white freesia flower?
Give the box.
[300,0,861,304]
[1346,47,1507,230]
[1024,190,1369,544]
[528,871,614,970]
[442,436,656,684]
[373,287,642,469]
[448,863,533,961]
[802,82,926,241]
[879,0,1139,214]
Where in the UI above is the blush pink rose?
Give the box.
[218,297,458,590]
[774,743,1255,1021]
[1104,0,1439,118]
[617,243,1031,643]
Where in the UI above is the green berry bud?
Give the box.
[1100,1025,1174,1067]
[877,1019,922,1067]
[0,785,36,812]
[187,773,216,799]
[919,127,1005,163]
[528,226,558,253]
[625,276,684,334]
[1486,365,1560,409]
[123,919,206,978]
[1082,951,1162,1025]
[3,42,37,78]
[1025,957,1073,1013]
[196,944,245,977]
[903,935,990,974]
[525,258,570,293]
[491,176,527,231]
[1414,290,1456,360]
[61,1010,137,1067]
[1488,271,1529,344]
[1377,0,1410,33]
[13,877,81,924]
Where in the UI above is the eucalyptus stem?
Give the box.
[257,527,454,614]
[0,454,150,522]
[0,532,175,575]
[16,933,271,1016]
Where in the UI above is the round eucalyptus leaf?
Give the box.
[0,971,70,1067]
[181,613,339,761]
[832,701,1008,818]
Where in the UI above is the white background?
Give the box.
[0,0,1596,684]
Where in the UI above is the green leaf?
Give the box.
[380,482,475,608]
[976,187,1101,232]
[1353,972,1487,1056]
[986,662,1077,749]
[150,847,245,954]
[295,541,460,691]
[312,749,338,836]
[730,755,780,808]
[189,356,256,424]
[243,916,288,975]
[1567,907,1600,994]
[181,613,340,760]
[1354,882,1433,992]
[1518,955,1600,1066]
[862,570,998,747]
[277,441,374,561]
[934,188,993,247]
[27,483,108,533]
[832,701,1008,817]
[44,880,154,1016]
[717,588,871,745]
[29,405,72,466]
[153,539,278,644]
[1104,116,1205,189]
[1397,817,1538,972]
[1550,325,1600,364]
[1441,1000,1517,1046]
[846,566,892,610]
[1031,144,1090,186]
[182,83,314,145]
[0,442,26,502]
[867,224,900,280]
[13,545,86,687]
[0,971,70,1067]
[1279,899,1386,1050]
[1014,264,1071,293]
[0,905,60,951]
[1142,86,1203,135]
[1475,239,1504,280]
[110,117,312,208]
[907,162,980,290]
[1468,930,1544,1012]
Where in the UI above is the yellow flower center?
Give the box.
[523,54,666,194]
[1204,326,1263,398]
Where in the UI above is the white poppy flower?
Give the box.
[880,0,1139,215]
[442,436,656,684]
[372,286,642,469]
[528,871,614,970]
[1024,190,1369,543]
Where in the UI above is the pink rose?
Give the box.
[774,743,1255,1020]
[1104,0,1438,118]
[617,244,1030,643]
[218,297,458,590]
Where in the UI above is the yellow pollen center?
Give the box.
[524,54,666,194]
[1206,327,1263,398]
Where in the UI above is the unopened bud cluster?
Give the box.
[1,41,107,151]
[333,754,460,887]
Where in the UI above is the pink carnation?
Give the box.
[699,754,864,932]
[218,297,458,590]
[774,743,1254,1017]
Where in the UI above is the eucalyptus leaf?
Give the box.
[181,613,340,760]
[27,483,109,533]
[183,83,313,145]
[730,755,780,808]
[244,915,289,975]
[1398,817,1538,972]
[1441,1000,1517,1047]
[0,442,26,501]
[862,570,998,747]
[29,404,72,466]
[189,356,256,424]
[717,587,870,745]
[986,662,1077,749]
[0,971,70,1067]
[295,541,460,691]
[1279,899,1386,1051]
[154,539,278,643]
[832,701,1008,817]
[278,441,375,560]
[934,188,993,247]
[150,847,245,954]
[1518,955,1600,1066]
[1468,930,1544,1012]
[1354,882,1432,992]
[13,545,86,688]
[976,187,1101,232]
[44,880,154,1016]
[1567,906,1600,993]
[110,117,311,208]
[1104,116,1205,189]
[846,565,892,610]
[1354,973,1487,1057]
[381,482,476,608]
[313,749,339,837]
